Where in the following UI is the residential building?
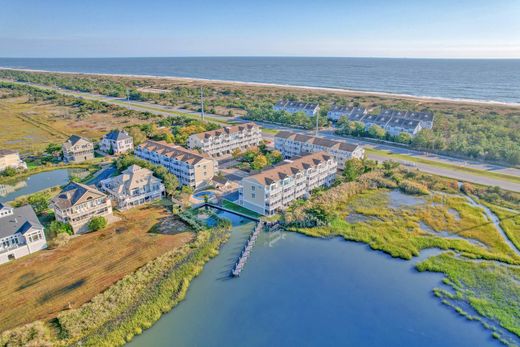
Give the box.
[0,203,47,264]
[99,130,134,155]
[51,182,113,233]
[0,150,27,172]
[385,118,423,136]
[62,135,94,163]
[327,105,367,121]
[135,140,217,188]
[274,131,364,169]
[380,108,434,129]
[239,152,337,216]
[99,165,164,210]
[187,123,262,157]
[273,100,320,116]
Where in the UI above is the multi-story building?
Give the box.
[274,131,364,170]
[327,105,367,122]
[135,140,217,188]
[0,203,47,264]
[62,135,94,163]
[99,165,164,210]
[51,182,113,233]
[99,130,134,155]
[239,152,337,216]
[187,123,262,157]
[385,118,423,136]
[273,100,320,116]
[380,108,434,129]
[0,150,27,172]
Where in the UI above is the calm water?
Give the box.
[1,57,520,103]
[129,212,500,347]
[0,169,71,203]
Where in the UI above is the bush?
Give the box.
[48,220,73,236]
[398,180,429,195]
[88,216,107,232]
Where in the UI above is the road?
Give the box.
[5,80,520,192]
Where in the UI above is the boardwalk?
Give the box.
[232,221,264,277]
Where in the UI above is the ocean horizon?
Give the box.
[1,57,520,103]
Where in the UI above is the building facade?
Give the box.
[273,100,320,116]
[327,105,367,122]
[135,140,217,188]
[63,135,95,163]
[239,152,337,216]
[0,150,27,172]
[384,117,423,136]
[99,165,164,210]
[51,182,113,233]
[187,123,262,157]
[274,131,364,170]
[0,203,47,264]
[99,130,134,155]
[379,108,434,129]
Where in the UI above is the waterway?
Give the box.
[0,169,72,203]
[129,210,501,347]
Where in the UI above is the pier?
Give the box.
[232,221,264,277]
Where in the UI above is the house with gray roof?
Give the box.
[380,108,434,129]
[99,130,134,155]
[63,135,94,163]
[327,105,367,121]
[385,118,423,136]
[273,100,320,116]
[0,203,46,265]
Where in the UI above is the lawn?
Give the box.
[0,204,193,332]
[221,199,261,218]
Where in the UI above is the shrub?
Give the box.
[48,220,73,236]
[88,216,107,232]
[398,180,429,195]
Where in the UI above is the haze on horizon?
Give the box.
[1,0,519,59]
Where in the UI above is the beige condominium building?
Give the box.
[62,135,95,163]
[239,152,337,216]
[99,164,164,210]
[0,149,27,172]
[274,131,364,170]
[135,140,217,188]
[51,182,113,233]
[187,122,262,157]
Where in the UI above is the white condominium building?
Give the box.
[273,100,320,116]
[239,152,337,216]
[187,123,262,157]
[135,140,217,188]
[274,131,364,170]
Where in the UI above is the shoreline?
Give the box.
[2,66,520,108]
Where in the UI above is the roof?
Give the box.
[380,108,433,122]
[213,176,229,185]
[52,182,107,210]
[138,140,212,165]
[275,131,360,152]
[100,165,161,194]
[244,151,334,186]
[63,135,92,149]
[0,149,18,157]
[274,100,319,112]
[103,130,132,142]
[193,123,259,140]
[0,205,43,239]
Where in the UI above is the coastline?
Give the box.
[2,66,520,108]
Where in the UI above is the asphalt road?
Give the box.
[6,80,520,192]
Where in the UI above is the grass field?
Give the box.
[0,204,193,332]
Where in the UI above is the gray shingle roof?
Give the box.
[52,182,107,210]
[0,205,42,239]
[104,130,131,141]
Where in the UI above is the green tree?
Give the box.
[251,154,268,170]
[1,167,17,177]
[269,150,283,164]
[368,125,386,139]
[45,143,62,156]
[28,192,50,214]
[88,216,107,232]
[343,158,364,182]
[48,220,73,236]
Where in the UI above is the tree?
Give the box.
[48,220,73,236]
[343,158,364,182]
[127,127,146,146]
[368,125,386,139]
[45,143,62,156]
[251,154,268,170]
[1,167,17,177]
[28,192,50,214]
[397,132,412,144]
[231,148,242,159]
[88,216,107,232]
[162,172,179,196]
[269,150,283,164]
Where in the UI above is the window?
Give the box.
[252,186,255,191]
[251,193,256,199]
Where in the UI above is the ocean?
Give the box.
[0,57,519,103]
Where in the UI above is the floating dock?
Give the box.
[232,221,264,277]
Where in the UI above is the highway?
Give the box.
[5,80,520,192]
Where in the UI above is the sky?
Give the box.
[0,0,519,58]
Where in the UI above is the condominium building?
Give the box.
[274,131,364,170]
[239,152,337,216]
[99,130,134,155]
[385,118,423,136]
[0,203,47,264]
[273,100,320,116]
[63,135,94,163]
[0,150,27,172]
[327,105,367,121]
[187,123,262,157]
[135,140,217,188]
[51,182,113,233]
[99,165,164,210]
[380,108,434,129]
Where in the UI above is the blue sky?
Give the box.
[1,0,519,58]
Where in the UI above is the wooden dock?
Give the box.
[232,221,264,277]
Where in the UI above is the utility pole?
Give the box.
[315,111,319,136]
[200,86,205,121]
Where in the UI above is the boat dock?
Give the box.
[231,221,264,277]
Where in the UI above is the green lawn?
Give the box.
[221,199,261,218]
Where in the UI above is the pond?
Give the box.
[0,169,73,203]
[129,223,502,347]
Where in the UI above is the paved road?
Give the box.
[6,80,519,192]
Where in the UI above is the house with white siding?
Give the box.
[273,100,320,116]
[99,130,134,155]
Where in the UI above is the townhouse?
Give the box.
[239,152,337,216]
[63,135,95,163]
[385,118,423,136]
[135,140,217,188]
[187,123,262,157]
[0,203,47,264]
[99,164,164,210]
[327,105,367,122]
[380,108,434,129]
[273,100,320,116]
[274,131,364,169]
[0,150,27,172]
[99,129,134,155]
[52,182,113,233]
